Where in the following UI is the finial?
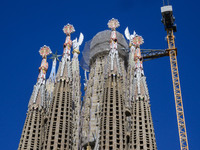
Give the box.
[63,23,75,35]
[108,18,120,30]
[132,35,144,47]
[39,45,52,58]
[49,50,61,61]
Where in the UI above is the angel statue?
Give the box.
[72,33,84,58]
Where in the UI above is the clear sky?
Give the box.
[0,0,199,149]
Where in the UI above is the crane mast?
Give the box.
[161,5,189,150]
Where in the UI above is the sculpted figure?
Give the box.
[72,33,84,58]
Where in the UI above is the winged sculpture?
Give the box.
[73,33,84,52]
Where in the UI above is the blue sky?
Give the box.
[0,0,199,149]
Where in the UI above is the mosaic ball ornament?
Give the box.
[63,24,75,35]
[132,35,144,46]
[108,18,120,30]
[39,45,52,58]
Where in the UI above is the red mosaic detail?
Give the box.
[132,36,144,46]
[108,18,120,30]
[63,24,75,35]
[39,45,52,58]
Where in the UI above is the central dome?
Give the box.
[90,30,128,61]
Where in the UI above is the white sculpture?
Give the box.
[125,27,136,42]
[73,33,84,50]
[72,33,84,58]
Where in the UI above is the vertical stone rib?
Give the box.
[18,108,43,150]
[18,85,44,150]
[71,56,82,150]
[44,80,73,150]
[99,75,126,150]
[81,30,128,150]
[130,99,157,150]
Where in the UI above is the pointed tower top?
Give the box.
[39,45,52,58]
[132,35,144,47]
[63,24,75,35]
[108,18,120,30]
[46,51,60,93]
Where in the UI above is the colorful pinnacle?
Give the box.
[132,35,144,46]
[108,18,120,30]
[39,45,52,58]
[63,24,75,35]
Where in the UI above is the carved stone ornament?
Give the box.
[63,24,75,35]
[108,18,120,30]
[132,36,144,46]
[39,45,52,58]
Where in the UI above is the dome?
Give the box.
[90,30,128,61]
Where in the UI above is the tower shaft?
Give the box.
[18,108,43,150]
[100,75,126,150]
[129,61,157,150]
[71,54,82,150]
[81,56,107,148]
[130,99,157,150]
[44,80,73,150]
[124,30,157,150]
[18,45,51,150]
[43,27,82,150]
[81,28,129,150]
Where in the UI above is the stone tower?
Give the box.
[43,24,83,150]
[18,19,157,150]
[125,28,157,150]
[18,46,52,150]
[81,19,130,150]
[81,19,157,150]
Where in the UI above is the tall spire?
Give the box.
[132,33,145,96]
[18,45,51,150]
[38,45,52,83]
[29,45,52,107]
[43,23,81,150]
[107,18,121,75]
[48,51,61,83]
[125,28,157,149]
[57,24,75,78]
[45,51,61,110]
[125,27,148,99]
[81,18,128,149]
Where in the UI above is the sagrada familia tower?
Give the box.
[18,18,157,150]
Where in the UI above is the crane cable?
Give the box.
[163,0,170,6]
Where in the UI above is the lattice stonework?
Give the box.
[81,56,106,149]
[44,80,73,150]
[130,100,157,150]
[100,75,126,150]
[18,108,43,150]
[18,28,160,150]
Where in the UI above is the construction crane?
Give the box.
[161,5,189,150]
[140,4,189,150]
